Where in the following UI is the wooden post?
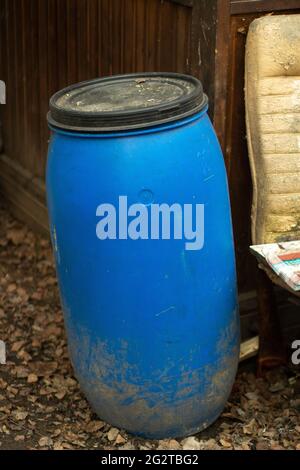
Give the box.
[256,268,286,376]
[190,0,231,126]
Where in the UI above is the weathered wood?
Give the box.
[0,154,49,235]
[256,267,286,375]
[239,336,259,362]
[224,13,256,292]
[190,0,219,117]
[212,0,231,151]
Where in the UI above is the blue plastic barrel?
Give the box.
[46,73,239,439]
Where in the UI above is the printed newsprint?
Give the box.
[250,241,300,291]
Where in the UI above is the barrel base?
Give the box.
[89,404,224,440]
[80,383,230,439]
[66,312,239,440]
[72,358,238,440]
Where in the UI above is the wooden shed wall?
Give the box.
[0,0,220,232]
[0,0,194,180]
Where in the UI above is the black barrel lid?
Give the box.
[48,73,208,132]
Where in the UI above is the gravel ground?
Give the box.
[0,203,299,451]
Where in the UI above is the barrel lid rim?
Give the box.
[48,72,208,132]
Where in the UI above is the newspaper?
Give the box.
[250,241,300,291]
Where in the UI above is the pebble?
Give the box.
[115,434,126,445]
[38,437,53,448]
[107,427,119,442]
[181,436,202,450]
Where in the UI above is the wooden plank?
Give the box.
[66,0,78,83]
[98,0,104,76]
[11,0,21,168]
[122,0,136,74]
[190,0,220,117]
[225,14,256,292]
[4,0,14,163]
[119,0,125,73]
[28,0,40,176]
[56,0,68,87]
[135,0,145,72]
[231,0,300,15]
[239,336,259,362]
[99,0,112,76]
[176,5,191,72]
[160,1,176,72]
[111,0,120,74]
[86,0,99,79]
[76,0,89,82]
[38,0,49,178]
[0,154,49,235]
[145,0,157,71]
[0,1,7,152]
[213,0,231,152]
[20,0,28,169]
